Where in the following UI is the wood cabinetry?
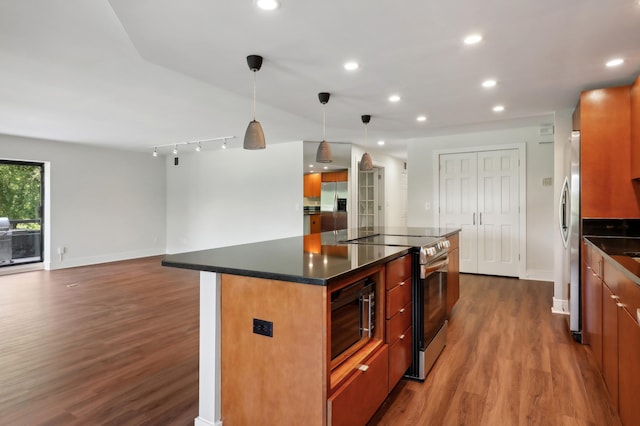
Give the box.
[631,75,640,179]
[309,214,322,234]
[583,242,603,368]
[583,240,640,425]
[385,254,413,392]
[578,85,638,218]
[322,170,348,182]
[601,282,619,409]
[328,345,389,426]
[304,173,322,197]
[446,233,460,315]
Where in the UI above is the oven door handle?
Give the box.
[420,257,449,279]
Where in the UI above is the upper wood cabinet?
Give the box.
[579,85,638,218]
[631,75,640,179]
[304,173,321,197]
[322,170,348,182]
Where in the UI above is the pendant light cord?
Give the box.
[322,104,326,140]
[252,71,257,121]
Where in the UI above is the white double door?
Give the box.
[439,149,520,277]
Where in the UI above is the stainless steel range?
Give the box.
[340,233,450,380]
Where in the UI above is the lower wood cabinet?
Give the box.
[618,307,640,426]
[388,327,412,391]
[446,233,460,315]
[385,254,412,392]
[583,241,603,368]
[328,345,389,426]
[601,283,619,409]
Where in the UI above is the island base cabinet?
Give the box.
[619,307,640,426]
[602,283,619,410]
[388,327,412,392]
[328,345,389,426]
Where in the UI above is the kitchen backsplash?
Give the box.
[583,218,640,237]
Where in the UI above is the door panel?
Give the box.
[439,152,478,273]
[440,149,519,277]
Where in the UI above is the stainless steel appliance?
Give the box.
[330,278,375,364]
[339,232,450,380]
[569,130,582,340]
[321,181,348,232]
[409,238,450,380]
[0,217,12,264]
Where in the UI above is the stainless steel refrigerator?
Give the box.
[569,130,582,340]
[320,181,348,232]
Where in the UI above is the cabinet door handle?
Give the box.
[617,302,625,308]
[399,334,405,340]
[610,294,620,300]
[399,281,404,286]
[357,364,369,372]
[399,308,406,313]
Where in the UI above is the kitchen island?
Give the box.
[162,227,460,426]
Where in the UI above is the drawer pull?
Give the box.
[610,295,620,300]
[399,334,405,340]
[400,281,405,286]
[399,308,406,313]
[357,364,369,372]
[616,302,625,308]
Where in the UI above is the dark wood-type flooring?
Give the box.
[0,258,621,425]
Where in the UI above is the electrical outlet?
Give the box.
[253,318,273,337]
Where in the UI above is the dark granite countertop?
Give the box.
[162,231,410,286]
[584,236,640,286]
[162,227,461,286]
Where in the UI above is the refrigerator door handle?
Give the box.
[559,176,570,248]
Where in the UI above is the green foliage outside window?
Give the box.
[0,164,42,230]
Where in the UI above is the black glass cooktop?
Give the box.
[340,233,442,247]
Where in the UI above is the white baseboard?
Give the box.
[551,297,570,315]
[0,262,44,276]
[195,417,222,426]
[524,269,553,282]
[48,248,165,270]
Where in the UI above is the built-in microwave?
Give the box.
[330,279,375,364]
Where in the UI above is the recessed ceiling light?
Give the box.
[493,105,505,112]
[482,79,497,88]
[464,34,483,45]
[416,115,427,122]
[605,58,624,67]
[377,140,385,146]
[256,0,279,10]
[389,94,401,102]
[344,61,359,71]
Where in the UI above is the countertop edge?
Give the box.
[162,247,412,286]
[584,237,640,286]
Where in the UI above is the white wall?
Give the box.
[166,141,303,253]
[406,126,555,281]
[552,109,574,313]
[350,146,407,228]
[0,133,167,269]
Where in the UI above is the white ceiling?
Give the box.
[0,0,639,159]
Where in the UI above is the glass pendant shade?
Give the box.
[316,140,332,163]
[360,152,373,170]
[244,120,266,149]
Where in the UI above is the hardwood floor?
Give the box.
[0,257,200,425]
[370,274,621,426]
[0,261,620,425]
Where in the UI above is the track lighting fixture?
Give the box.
[244,54,266,150]
[150,136,235,156]
[316,92,332,163]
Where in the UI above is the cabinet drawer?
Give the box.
[389,326,412,392]
[328,345,389,426]
[386,278,411,318]
[386,304,412,343]
[386,254,411,289]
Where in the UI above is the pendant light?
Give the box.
[316,92,332,163]
[360,115,373,171]
[244,55,266,150]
